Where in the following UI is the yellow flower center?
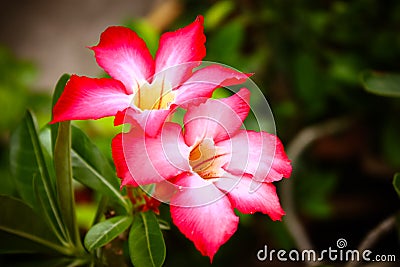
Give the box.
[133,77,175,110]
[189,138,225,180]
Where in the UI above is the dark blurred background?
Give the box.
[0,0,399,266]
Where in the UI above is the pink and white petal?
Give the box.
[130,108,173,137]
[183,88,250,146]
[215,175,285,221]
[51,75,131,123]
[113,107,172,137]
[218,130,292,183]
[112,122,191,186]
[170,173,238,261]
[154,16,205,86]
[174,65,251,108]
[91,26,154,94]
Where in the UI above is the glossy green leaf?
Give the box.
[362,71,400,97]
[84,215,133,251]
[393,173,400,198]
[71,125,128,211]
[0,195,69,255]
[10,111,46,206]
[54,121,81,247]
[129,211,166,267]
[9,110,67,242]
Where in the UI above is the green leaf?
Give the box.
[84,215,133,251]
[71,125,129,211]
[9,110,67,242]
[54,121,81,247]
[0,195,69,255]
[10,111,45,207]
[361,71,400,97]
[129,211,166,267]
[393,173,400,198]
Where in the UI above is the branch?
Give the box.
[345,215,396,267]
[281,117,351,266]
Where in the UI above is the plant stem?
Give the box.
[345,215,396,267]
[92,196,108,226]
[281,117,351,266]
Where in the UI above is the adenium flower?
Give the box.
[51,16,249,135]
[112,88,292,261]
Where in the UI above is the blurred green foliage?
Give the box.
[0,46,36,132]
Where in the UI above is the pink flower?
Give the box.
[112,88,292,261]
[51,16,249,135]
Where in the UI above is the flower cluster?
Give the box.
[52,16,292,261]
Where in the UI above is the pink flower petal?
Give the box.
[169,172,226,207]
[51,75,131,123]
[112,121,191,186]
[170,173,238,261]
[174,65,251,108]
[218,130,292,183]
[215,175,285,220]
[91,26,154,94]
[183,88,250,146]
[155,16,206,86]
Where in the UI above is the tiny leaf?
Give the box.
[362,71,400,97]
[393,173,400,198]
[84,215,133,251]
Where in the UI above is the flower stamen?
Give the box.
[189,138,226,180]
